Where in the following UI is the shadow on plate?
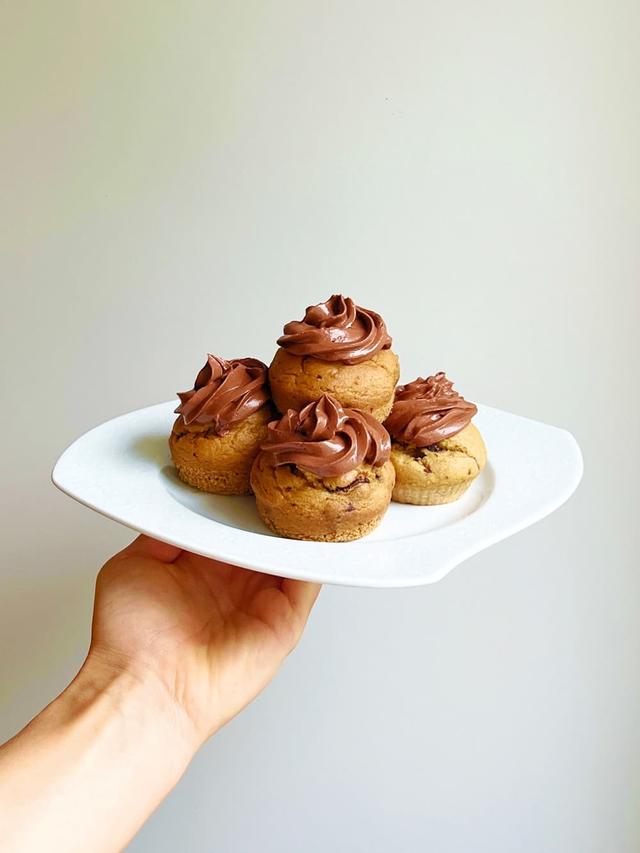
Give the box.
[130,433,170,465]
[160,465,275,537]
[129,432,273,536]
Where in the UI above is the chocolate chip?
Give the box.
[334,475,370,492]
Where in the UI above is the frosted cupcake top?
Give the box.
[175,354,270,434]
[385,373,477,447]
[277,295,392,365]
[261,394,390,477]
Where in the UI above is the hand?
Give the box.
[90,535,321,745]
[0,538,320,853]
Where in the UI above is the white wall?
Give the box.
[2,2,639,851]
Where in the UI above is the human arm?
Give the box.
[0,536,320,852]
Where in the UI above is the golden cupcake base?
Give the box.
[390,423,487,506]
[250,453,395,542]
[169,407,273,496]
[268,347,399,422]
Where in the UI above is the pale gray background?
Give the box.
[2,1,639,851]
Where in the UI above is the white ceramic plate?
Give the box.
[52,401,582,588]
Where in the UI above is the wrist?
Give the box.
[73,649,201,769]
[0,650,200,853]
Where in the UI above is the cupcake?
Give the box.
[170,354,273,495]
[269,294,400,421]
[385,373,487,505]
[251,394,395,541]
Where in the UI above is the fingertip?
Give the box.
[281,578,322,619]
[119,534,183,563]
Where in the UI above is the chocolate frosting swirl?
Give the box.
[175,354,270,434]
[385,373,477,447]
[277,294,392,365]
[261,394,390,477]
